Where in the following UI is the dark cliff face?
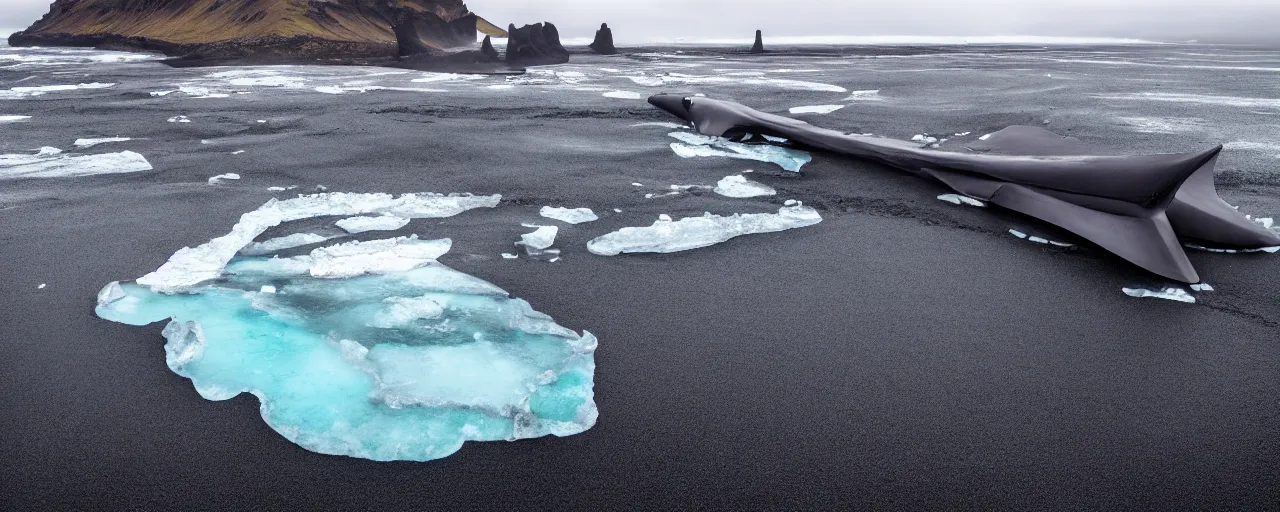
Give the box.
[505,22,569,66]
[8,0,505,60]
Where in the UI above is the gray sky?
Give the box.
[4,0,1279,44]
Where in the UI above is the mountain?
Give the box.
[8,0,509,61]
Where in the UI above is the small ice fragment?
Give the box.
[207,173,240,185]
[540,206,599,224]
[713,175,776,198]
[232,150,245,155]
[911,134,939,145]
[37,283,46,289]
[1190,283,1214,292]
[1009,229,1029,239]
[1049,241,1075,248]
[784,200,799,206]
[335,215,411,234]
[0,115,32,123]
[788,105,844,115]
[613,208,622,213]
[260,285,277,294]
[667,132,812,173]
[501,253,519,259]
[256,120,266,123]
[761,135,787,144]
[589,205,822,256]
[937,194,985,207]
[603,91,642,100]
[73,137,131,148]
[1254,217,1274,229]
[517,225,559,251]
[549,257,561,262]
[168,115,191,123]
[1122,287,1196,304]
[979,133,993,141]
[1028,236,1050,244]
[631,122,689,129]
[955,132,972,136]
[632,182,644,187]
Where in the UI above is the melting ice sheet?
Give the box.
[587,204,822,256]
[95,192,598,462]
[667,132,812,173]
[0,147,152,179]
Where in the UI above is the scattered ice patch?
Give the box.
[412,72,486,83]
[1122,287,1196,304]
[207,173,240,185]
[1190,283,1215,292]
[631,122,689,130]
[587,203,822,256]
[667,131,812,173]
[37,283,46,289]
[0,115,31,123]
[713,175,776,198]
[135,192,501,293]
[0,148,152,179]
[267,186,297,191]
[789,105,845,115]
[937,194,986,207]
[911,134,939,145]
[168,115,191,123]
[978,133,993,141]
[540,207,598,224]
[336,215,411,234]
[240,233,340,256]
[602,91,642,100]
[73,137,131,148]
[232,150,245,155]
[0,83,114,99]
[501,253,519,260]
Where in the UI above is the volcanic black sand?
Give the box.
[2,42,1279,509]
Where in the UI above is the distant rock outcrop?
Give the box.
[589,23,617,55]
[506,22,570,66]
[751,30,765,53]
[480,35,499,61]
[8,0,509,62]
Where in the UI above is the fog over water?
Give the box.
[2,0,1280,45]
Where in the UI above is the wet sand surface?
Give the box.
[2,43,1279,509]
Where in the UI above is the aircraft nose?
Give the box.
[648,94,692,122]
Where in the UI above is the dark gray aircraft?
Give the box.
[649,94,1280,284]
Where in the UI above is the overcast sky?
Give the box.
[4,0,1279,44]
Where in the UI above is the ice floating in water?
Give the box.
[168,115,191,123]
[240,233,339,256]
[1122,287,1196,304]
[937,194,986,207]
[911,134,939,145]
[336,215,412,234]
[1190,283,1215,292]
[207,173,240,185]
[842,90,882,101]
[0,82,114,99]
[412,72,486,83]
[1009,229,1073,247]
[136,192,501,294]
[517,225,559,253]
[267,185,297,191]
[713,175,776,198]
[501,253,519,259]
[667,131,812,172]
[602,91,642,100]
[0,115,31,123]
[789,105,844,115]
[540,207,598,224]
[631,122,689,130]
[587,203,822,256]
[626,73,846,92]
[978,133,993,141]
[0,147,152,179]
[96,228,598,461]
[74,137,131,148]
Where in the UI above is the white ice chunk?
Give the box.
[259,285,277,294]
[937,194,986,207]
[1190,283,1215,292]
[1009,229,1028,239]
[335,215,412,234]
[309,236,452,279]
[789,105,845,115]
[668,131,812,172]
[979,133,993,140]
[842,90,881,101]
[207,173,240,185]
[713,175,776,198]
[911,134,939,145]
[0,148,152,179]
[37,283,46,289]
[587,204,822,256]
[540,206,599,224]
[518,225,559,251]
[501,253,519,259]
[0,115,31,123]
[1122,287,1196,304]
[631,122,689,130]
[168,115,190,123]
[73,137,131,148]
[603,91,642,100]
[240,233,337,256]
[0,82,114,99]
[136,192,500,293]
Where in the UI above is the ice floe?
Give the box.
[602,91,642,100]
[135,192,501,293]
[937,194,986,207]
[540,207,598,224]
[73,137,131,148]
[517,225,560,257]
[586,203,822,256]
[240,233,340,256]
[0,115,31,123]
[713,175,776,198]
[0,148,152,179]
[842,90,882,101]
[1190,283,1215,292]
[1122,287,1196,304]
[336,215,412,234]
[0,82,114,99]
[207,173,240,185]
[168,115,191,123]
[632,122,689,130]
[667,131,812,172]
[789,105,845,115]
[96,227,598,461]
[412,72,486,83]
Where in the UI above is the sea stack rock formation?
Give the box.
[506,22,570,66]
[8,0,508,62]
[480,36,499,61]
[589,23,617,55]
[750,30,765,53]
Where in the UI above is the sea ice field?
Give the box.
[3,40,1280,509]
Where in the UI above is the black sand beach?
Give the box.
[2,43,1279,509]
